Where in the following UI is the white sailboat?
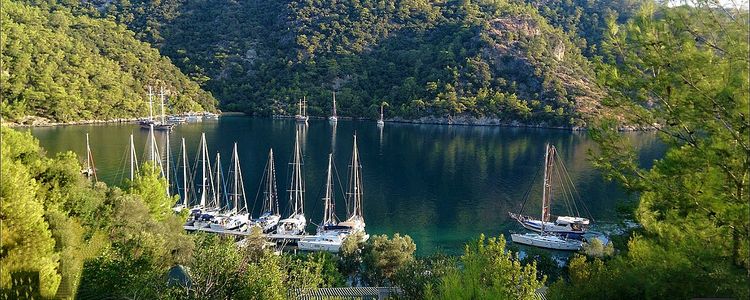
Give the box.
[299,153,348,252]
[190,133,219,228]
[295,97,309,123]
[329,91,338,123]
[211,143,250,231]
[510,144,585,251]
[510,232,583,251]
[338,134,366,233]
[508,144,591,239]
[81,133,97,181]
[377,103,385,127]
[254,149,281,233]
[277,130,307,235]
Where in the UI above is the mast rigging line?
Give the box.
[516,161,543,215]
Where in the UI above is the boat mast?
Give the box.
[182,138,188,207]
[348,135,363,219]
[380,104,384,121]
[159,86,166,124]
[149,124,156,165]
[199,133,208,207]
[165,130,170,196]
[323,153,335,225]
[541,144,554,230]
[129,134,138,180]
[230,143,246,213]
[303,96,307,117]
[147,86,154,122]
[215,152,222,210]
[332,91,337,117]
[289,130,304,216]
[266,149,278,214]
[85,133,97,182]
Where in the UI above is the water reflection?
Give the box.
[26,117,663,255]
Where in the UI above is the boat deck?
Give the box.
[184,225,309,241]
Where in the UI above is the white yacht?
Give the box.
[277,130,307,235]
[376,103,385,127]
[210,143,250,231]
[329,91,338,123]
[338,134,366,233]
[511,233,583,251]
[253,149,282,233]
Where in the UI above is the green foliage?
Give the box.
[0,128,60,297]
[428,234,544,300]
[581,238,614,258]
[0,0,216,123]
[553,1,750,299]
[127,162,179,222]
[392,254,457,300]
[72,0,604,125]
[362,233,417,286]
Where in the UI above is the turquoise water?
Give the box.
[27,117,664,255]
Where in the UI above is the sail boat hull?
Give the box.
[511,233,583,251]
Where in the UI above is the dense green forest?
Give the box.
[43,0,638,126]
[0,0,216,123]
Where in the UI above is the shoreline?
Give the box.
[2,111,238,128]
[4,113,652,131]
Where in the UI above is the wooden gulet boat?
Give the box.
[510,144,587,251]
[295,97,309,124]
[140,86,176,131]
[509,144,592,239]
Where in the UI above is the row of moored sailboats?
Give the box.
[114,123,368,253]
[295,91,385,128]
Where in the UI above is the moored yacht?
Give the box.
[329,91,338,123]
[210,143,250,231]
[295,97,309,124]
[338,134,366,233]
[508,144,592,239]
[277,130,307,235]
[253,149,282,233]
[510,232,583,251]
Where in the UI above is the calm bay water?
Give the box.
[27,116,664,255]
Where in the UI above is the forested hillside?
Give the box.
[69,0,642,126]
[0,0,217,123]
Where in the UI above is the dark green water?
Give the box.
[27,116,664,255]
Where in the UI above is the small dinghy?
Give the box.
[511,233,583,251]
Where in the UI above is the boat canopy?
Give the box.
[556,216,590,225]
